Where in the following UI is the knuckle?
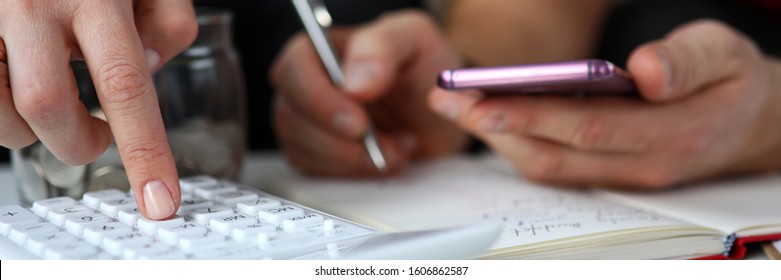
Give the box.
[15,83,69,124]
[5,0,36,16]
[163,11,199,49]
[571,116,608,150]
[97,59,150,105]
[270,34,308,86]
[119,141,170,168]
[392,10,442,44]
[392,9,437,29]
[690,19,760,68]
[513,110,538,134]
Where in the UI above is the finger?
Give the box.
[0,38,36,149]
[274,94,412,176]
[482,134,675,189]
[628,19,761,102]
[6,19,112,163]
[134,0,198,72]
[270,32,369,139]
[462,96,655,152]
[428,87,483,124]
[342,10,447,100]
[73,2,180,220]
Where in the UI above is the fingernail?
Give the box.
[477,112,507,132]
[145,48,161,70]
[142,180,175,220]
[656,47,676,96]
[332,112,361,136]
[344,61,381,93]
[433,99,460,121]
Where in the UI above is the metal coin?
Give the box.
[11,148,50,204]
[35,143,87,189]
[88,165,131,192]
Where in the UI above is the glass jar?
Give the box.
[11,8,246,205]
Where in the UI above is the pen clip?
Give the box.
[292,0,344,86]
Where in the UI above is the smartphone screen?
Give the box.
[437,59,635,96]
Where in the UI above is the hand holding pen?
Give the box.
[271,4,469,177]
[292,0,388,173]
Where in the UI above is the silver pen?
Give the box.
[292,0,388,173]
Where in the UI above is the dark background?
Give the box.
[2,0,779,164]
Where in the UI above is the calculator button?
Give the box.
[323,219,336,236]
[102,232,155,256]
[137,216,186,235]
[231,222,277,243]
[9,222,60,245]
[185,206,234,224]
[31,197,78,217]
[47,205,95,226]
[26,231,79,256]
[82,222,134,246]
[236,198,281,215]
[214,191,259,206]
[117,207,142,226]
[194,184,237,200]
[122,242,175,260]
[42,241,99,260]
[179,232,226,253]
[179,176,220,194]
[0,205,42,235]
[99,198,137,217]
[82,189,128,209]
[157,222,208,246]
[208,213,258,235]
[282,213,324,233]
[257,205,305,224]
[176,197,213,215]
[64,213,111,235]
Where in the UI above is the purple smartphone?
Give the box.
[438,59,635,96]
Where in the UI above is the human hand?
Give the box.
[429,20,781,189]
[0,0,197,219]
[271,10,469,177]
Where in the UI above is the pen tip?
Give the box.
[363,127,388,175]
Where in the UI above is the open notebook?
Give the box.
[265,154,781,260]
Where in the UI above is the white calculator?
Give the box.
[0,175,499,260]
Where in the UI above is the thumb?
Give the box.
[627,19,761,102]
[134,0,198,72]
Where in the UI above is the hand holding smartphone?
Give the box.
[438,59,635,96]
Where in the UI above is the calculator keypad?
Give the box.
[0,176,375,259]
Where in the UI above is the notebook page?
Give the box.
[268,155,687,249]
[595,175,781,236]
